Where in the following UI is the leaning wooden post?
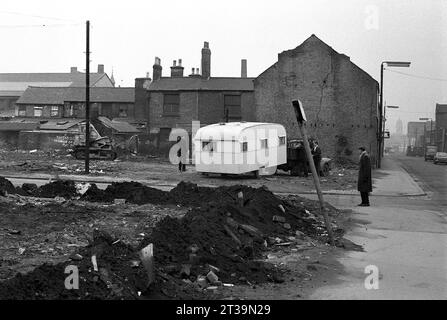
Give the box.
[292,100,335,246]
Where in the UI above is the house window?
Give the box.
[50,106,59,117]
[279,136,286,146]
[224,95,242,121]
[18,106,26,117]
[119,105,128,117]
[242,142,248,152]
[163,94,180,115]
[261,139,268,149]
[34,106,43,117]
[202,141,216,153]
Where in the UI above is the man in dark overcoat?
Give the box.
[357,147,372,206]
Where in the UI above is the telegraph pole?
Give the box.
[85,20,90,174]
[292,100,335,246]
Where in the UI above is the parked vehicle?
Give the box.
[277,139,332,177]
[433,152,447,164]
[424,145,438,161]
[70,136,118,160]
[194,122,287,177]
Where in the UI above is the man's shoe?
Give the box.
[357,203,365,206]
[358,203,370,207]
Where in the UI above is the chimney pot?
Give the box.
[173,60,177,67]
[196,68,200,74]
[191,68,195,75]
[71,67,77,73]
[241,59,247,78]
[178,59,182,66]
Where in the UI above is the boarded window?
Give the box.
[224,95,241,121]
[18,105,26,117]
[163,94,180,115]
[279,136,286,146]
[50,106,59,117]
[34,107,43,117]
[261,139,268,149]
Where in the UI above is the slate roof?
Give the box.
[16,87,134,105]
[0,72,111,92]
[148,77,255,91]
[97,116,140,133]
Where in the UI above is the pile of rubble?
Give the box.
[0,176,346,299]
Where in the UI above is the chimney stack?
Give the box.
[97,64,105,73]
[70,67,78,73]
[201,41,211,79]
[241,59,247,78]
[189,67,201,78]
[170,58,184,77]
[153,57,162,81]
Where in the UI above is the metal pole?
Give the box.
[378,63,384,168]
[85,20,90,174]
[292,101,335,246]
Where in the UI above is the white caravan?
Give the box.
[193,122,287,177]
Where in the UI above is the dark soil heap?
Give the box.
[0,177,345,299]
[0,176,16,196]
[0,230,149,300]
[81,181,170,205]
[139,182,337,286]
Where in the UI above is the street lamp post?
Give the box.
[378,61,411,168]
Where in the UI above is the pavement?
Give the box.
[306,154,447,300]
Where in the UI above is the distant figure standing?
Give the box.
[357,147,372,206]
[176,136,186,172]
[311,140,322,176]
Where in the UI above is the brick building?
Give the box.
[407,122,426,148]
[135,42,255,154]
[0,65,114,117]
[3,86,140,151]
[15,86,135,121]
[254,35,379,163]
[435,104,447,151]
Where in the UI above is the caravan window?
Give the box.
[202,141,216,152]
[279,136,286,146]
[260,139,268,149]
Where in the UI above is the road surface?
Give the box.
[309,154,447,300]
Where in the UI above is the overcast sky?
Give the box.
[1,0,446,133]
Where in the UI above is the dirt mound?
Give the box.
[35,180,78,199]
[0,230,148,300]
[0,176,16,196]
[139,183,335,286]
[81,181,170,205]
